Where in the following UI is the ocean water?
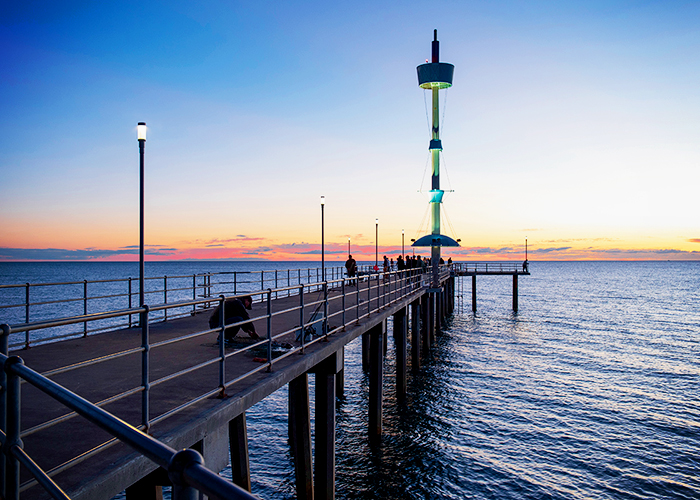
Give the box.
[1,261,698,499]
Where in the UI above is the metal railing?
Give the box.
[452,262,528,273]
[0,266,437,499]
[0,351,258,500]
[0,266,351,350]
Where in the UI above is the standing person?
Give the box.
[209,295,259,344]
[383,255,390,273]
[345,254,357,283]
[397,255,405,271]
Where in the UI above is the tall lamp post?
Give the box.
[137,122,147,312]
[347,237,351,256]
[525,236,528,261]
[375,218,379,269]
[321,196,325,281]
[402,229,405,257]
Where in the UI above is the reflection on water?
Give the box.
[244,262,699,499]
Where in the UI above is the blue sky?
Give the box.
[1,1,699,260]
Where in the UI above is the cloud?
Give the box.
[533,247,573,253]
[205,236,266,244]
[123,245,174,249]
[296,249,347,255]
[689,239,700,244]
[0,247,178,261]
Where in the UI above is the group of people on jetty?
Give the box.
[344,254,453,279]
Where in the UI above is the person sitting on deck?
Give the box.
[208,295,259,342]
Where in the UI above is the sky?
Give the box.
[1,0,699,262]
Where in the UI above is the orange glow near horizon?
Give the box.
[1,237,699,262]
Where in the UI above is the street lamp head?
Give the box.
[375,218,379,225]
[402,229,405,235]
[320,196,325,205]
[137,122,147,141]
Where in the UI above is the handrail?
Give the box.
[0,266,353,349]
[452,262,527,273]
[0,354,259,500]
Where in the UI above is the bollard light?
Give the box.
[137,122,147,141]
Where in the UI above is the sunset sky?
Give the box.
[1,1,699,261]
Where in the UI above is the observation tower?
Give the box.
[412,30,459,288]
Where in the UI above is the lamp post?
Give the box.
[402,229,405,257]
[375,218,379,269]
[348,237,351,256]
[321,196,325,281]
[137,122,146,312]
[525,236,528,261]
[410,239,416,257]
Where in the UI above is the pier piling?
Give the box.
[393,308,407,403]
[289,374,313,500]
[472,275,477,312]
[368,322,384,443]
[228,413,251,492]
[421,296,430,351]
[312,353,340,500]
[411,300,421,372]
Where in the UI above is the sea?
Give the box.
[0,261,698,499]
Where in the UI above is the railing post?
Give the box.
[367,275,372,317]
[24,283,29,325]
[83,280,88,337]
[233,272,237,295]
[164,276,168,322]
[168,449,202,500]
[261,271,264,292]
[128,277,133,329]
[275,270,279,299]
[140,305,150,431]
[25,283,30,349]
[266,289,272,372]
[299,284,305,352]
[192,275,196,315]
[341,279,346,331]
[323,281,328,340]
[287,269,291,297]
[218,295,226,397]
[356,276,360,324]
[4,356,23,500]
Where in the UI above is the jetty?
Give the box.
[452,262,530,312]
[1,266,460,499]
